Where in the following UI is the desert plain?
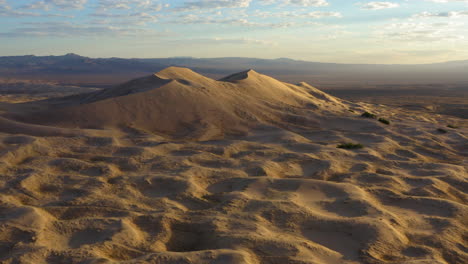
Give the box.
[0,67,466,264]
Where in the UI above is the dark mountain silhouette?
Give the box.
[1,54,467,86]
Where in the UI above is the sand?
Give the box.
[0,67,467,264]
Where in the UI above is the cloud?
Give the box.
[161,37,278,46]
[169,13,329,28]
[428,0,468,3]
[0,1,72,17]
[90,12,159,25]
[47,0,87,9]
[21,0,88,10]
[48,0,88,9]
[212,37,277,45]
[174,0,252,11]
[87,1,168,26]
[304,11,342,18]
[22,1,51,10]
[96,0,168,11]
[259,0,329,6]
[253,10,341,18]
[360,2,399,10]
[413,11,468,18]
[282,0,329,6]
[172,14,301,28]
[0,21,164,37]
[375,21,465,42]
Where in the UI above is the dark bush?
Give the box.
[437,128,448,133]
[361,112,377,119]
[378,118,390,125]
[447,124,458,129]
[337,143,364,149]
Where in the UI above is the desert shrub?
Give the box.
[447,124,458,129]
[378,118,390,125]
[337,143,364,149]
[361,112,377,119]
[437,128,448,133]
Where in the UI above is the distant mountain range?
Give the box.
[1,53,467,87]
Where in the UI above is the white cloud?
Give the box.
[375,21,465,42]
[283,0,329,6]
[174,0,252,11]
[97,0,167,11]
[259,0,329,6]
[22,1,51,10]
[45,0,88,9]
[413,10,468,18]
[253,10,341,18]
[172,14,299,27]
[169,13,330,28]
[1,1,72,17]
[0,21,165,37]
[91,12,159,25]
[360,2,399,10]
[213,37,277,45]
[304,11,342,18]
[22,0,88,10]
[88,1,168,26]
[429,0,468,3]
[174,0,329,11]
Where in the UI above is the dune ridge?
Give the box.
[0,67,466,264]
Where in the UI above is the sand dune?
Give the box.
[0,68,467,264]
[7,67,346,140]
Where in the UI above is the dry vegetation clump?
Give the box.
[378,118,390,125]
[361,111,377,118]
[337,142,364,149]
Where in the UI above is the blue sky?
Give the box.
[1,0,468,63]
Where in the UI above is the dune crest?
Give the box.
[155,66,217,85]
[219,68,259,82]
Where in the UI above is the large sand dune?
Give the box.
[0,68,466,264]
[7,67,346,140]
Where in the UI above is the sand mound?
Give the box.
[0,68,466,264]
[10,67,346,140]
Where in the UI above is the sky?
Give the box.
[1,0,468,64]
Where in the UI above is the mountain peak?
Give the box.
[63,53,83,58]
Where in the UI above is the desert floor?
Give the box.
[0,69,467,264]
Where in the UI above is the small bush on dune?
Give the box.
[447,124,458,129]
[337,143,364,149]
[437,128,448,134]
[378,118,390,125]
[361,112,377,119]
[360,112,391,125]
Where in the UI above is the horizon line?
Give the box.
[1,53,467,66]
